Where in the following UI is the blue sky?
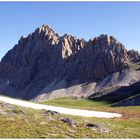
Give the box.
[0,2,140,60]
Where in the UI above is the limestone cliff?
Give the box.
[0,24,140,100]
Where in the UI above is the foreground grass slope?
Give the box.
[0,100,140,138]
[0,95,140,138]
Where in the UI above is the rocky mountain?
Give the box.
[0,24,140,102]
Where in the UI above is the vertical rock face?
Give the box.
[0,24,139,100]
[64,34,129,81]
[0,25,60,88]
[60,34,86,59]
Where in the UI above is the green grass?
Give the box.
[41,96,140,112]
[40,96,140,116]
[0,103,140,138]
[41,96,112,110]
[40,96,140,138]
[0,96,140,138]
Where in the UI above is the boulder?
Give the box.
[60,117,77,127]
[86,123,110,133]
[44,110,60,116]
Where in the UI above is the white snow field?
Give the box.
[0,95,122,118]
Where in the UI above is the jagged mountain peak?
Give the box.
[91,34,118,46]
[35,24,56,34]
[62,34,78,40]
[0,24,140,100]
[17,24,60,49]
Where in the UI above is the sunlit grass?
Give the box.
[0,96,140,138]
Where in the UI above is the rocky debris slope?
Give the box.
[0,24,140,101]
[35,69,140,101]
[89,81,140,107]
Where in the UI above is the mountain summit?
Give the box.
[0,24,140,101]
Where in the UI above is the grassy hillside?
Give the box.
[41,96,140,112]
[0,100,140,138]
[40,97,140,138]
[41,96,111,110]
[0,96,140,138]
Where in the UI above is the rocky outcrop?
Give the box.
[128,50,140,62]
[0,102,27,116]
[64,34,130,81]
[60,117,77,127]
[86,123,110,133]
[0,24,140,100]
[44,110,60,116]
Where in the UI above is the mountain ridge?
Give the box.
[0,24,140,101]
